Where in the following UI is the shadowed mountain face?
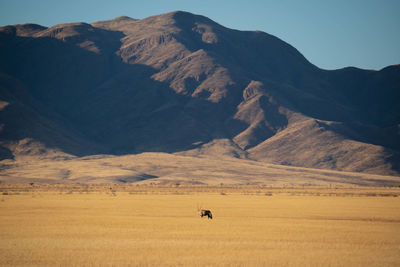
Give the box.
[0,11,399,175]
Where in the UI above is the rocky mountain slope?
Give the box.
[0,11,399,176]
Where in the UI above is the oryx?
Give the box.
[197,204,213,219]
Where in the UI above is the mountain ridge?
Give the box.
[0,11,399,178]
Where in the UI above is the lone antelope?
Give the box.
[197,204,213,219]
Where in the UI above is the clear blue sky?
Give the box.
[0,0,399,70]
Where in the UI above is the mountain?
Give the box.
[0,11,399,177]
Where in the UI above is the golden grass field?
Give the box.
[1,185,399,266]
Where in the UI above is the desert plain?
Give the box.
[1,153,400,266]
[1,181,399,266]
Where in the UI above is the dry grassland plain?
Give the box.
[1,186,400,266]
